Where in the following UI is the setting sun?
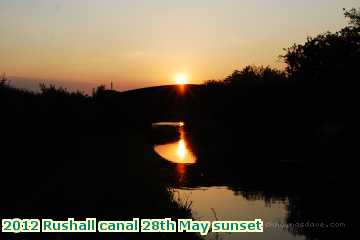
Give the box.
[175,74,188,85]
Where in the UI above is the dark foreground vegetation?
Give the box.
[1,7,358,240]
[0,80,200,240]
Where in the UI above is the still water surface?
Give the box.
[153,122,305,240]
[154,122,196,164]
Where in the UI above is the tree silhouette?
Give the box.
[283,9,359,89]
[344,8,360,27]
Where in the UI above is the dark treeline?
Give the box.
[183,8,358,168]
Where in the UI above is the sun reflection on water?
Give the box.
[177,139,186,161]
[153,124,196,164]
[153,122,196,184]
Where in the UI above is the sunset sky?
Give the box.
[0,0,358,91]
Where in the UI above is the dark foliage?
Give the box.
[0,79,199,240]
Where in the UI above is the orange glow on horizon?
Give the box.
[175,73,189,85]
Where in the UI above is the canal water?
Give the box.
[152,122,305,240]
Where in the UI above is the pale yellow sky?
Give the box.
[0,0,358,91]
